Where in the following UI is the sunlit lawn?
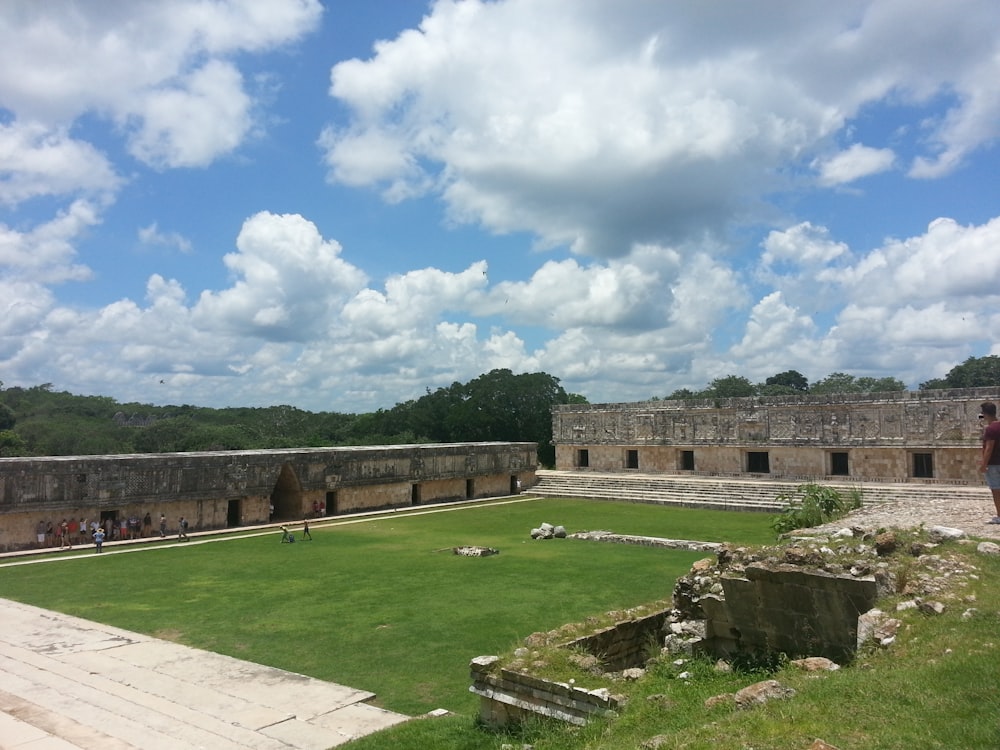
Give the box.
[0,497,775,716]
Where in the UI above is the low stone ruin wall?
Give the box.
[469,656,620,726]
[561,608,670,672]
[471,533,894,728]
[470,607,670,726]
[699,564,880,663]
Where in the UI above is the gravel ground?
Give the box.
[811,488,1000,540]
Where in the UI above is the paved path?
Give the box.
[0,598,409,749]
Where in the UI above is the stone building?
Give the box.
[552,388,996,484]
[0,442,536,552]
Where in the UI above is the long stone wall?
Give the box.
[552,387,997,483]
[0,442,536,551]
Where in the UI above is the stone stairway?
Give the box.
[527,469,984,513]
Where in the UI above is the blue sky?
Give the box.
[2,0,999,413]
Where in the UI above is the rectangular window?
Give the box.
[626,449,639,469]
[680,450,695,471]
[912,453,933,478]
[830,452,849,476]
[577,449,589,468]
[747,451,770,473]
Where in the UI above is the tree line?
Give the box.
[658,356,1000,400]
[0,369,582,465]
[2,356,998,463]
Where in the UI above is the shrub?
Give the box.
[769,483,857,535]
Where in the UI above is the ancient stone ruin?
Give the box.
[471,524,986,728]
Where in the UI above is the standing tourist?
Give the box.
[93,527,105,553]
[142,512,152,538]
[178,517,189,541]
[36,519,46,547]
[159,514,167,538]
[979,401,1000,524]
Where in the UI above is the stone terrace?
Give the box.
[529,469,987,513]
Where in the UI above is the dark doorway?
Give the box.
[326,491,337,515]
[411,483,421,505]
[466,478,475,499]
[510,475,521,494]
[626,449,639,469]
[577,449,589,468]
[227,499,241,527]
[747,451,770,473]
[830,452,849,476]
[269,463,303,521]
[912,453,934,478]
[680,450,695,471]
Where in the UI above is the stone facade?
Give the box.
[700,565,878,663]
[552,387,997,484]
[0,442,536,551]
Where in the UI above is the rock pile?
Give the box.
[453,545,499,557]
[530,522,567,539]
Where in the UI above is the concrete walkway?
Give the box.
[0,598,409,749]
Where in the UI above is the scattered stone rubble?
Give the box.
[569,530,723,552]
[478,510,995,745]
[529,522,567,539]
[453,545,499,557]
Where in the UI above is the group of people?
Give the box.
[32,512,191,553]
[280,519,313,543]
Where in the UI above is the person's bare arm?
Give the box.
[981,439,995,472]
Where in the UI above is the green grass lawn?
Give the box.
[0,497,774,716]
[4,498,999,749]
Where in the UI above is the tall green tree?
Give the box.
[705,375,755,398]
[920,355,1000,389]
[765,370,809,391]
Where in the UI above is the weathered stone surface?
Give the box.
[0,443,537,551]
[928,525,965,542]
[704,693,734,708]
[856,609,902,649]
[977,541,1000,555]
[552,387,991,484]
[713,564,878,662]
[569,530,723,552]
[874,531,897,556]
[734,679,795,709]
[453,545,499,557]
[790,656,840,672]
[641,735,671,749]
[917,599,946,615]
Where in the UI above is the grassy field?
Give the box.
[7,497,993,749]
[0,497,775,716]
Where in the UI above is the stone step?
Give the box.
[0,599,409,750]
[529,470,983,512]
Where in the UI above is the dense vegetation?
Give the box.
[0,369,581,465]
[2,356,997,461]
[660,355,1000,399]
